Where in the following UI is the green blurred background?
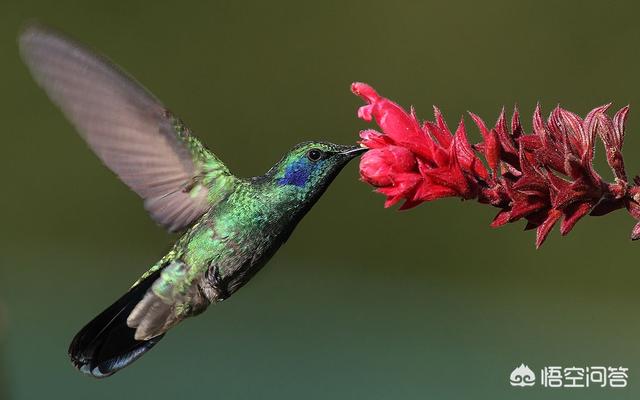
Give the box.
[2,0,640,399]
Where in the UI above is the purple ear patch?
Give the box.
[278,160,310,187]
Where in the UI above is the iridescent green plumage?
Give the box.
[20,24,365,378]
[130,142,361,341]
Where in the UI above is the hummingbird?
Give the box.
[19,24,366,378]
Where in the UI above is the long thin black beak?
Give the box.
[340,145,368,159]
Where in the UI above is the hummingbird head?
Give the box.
[265,141,367,202]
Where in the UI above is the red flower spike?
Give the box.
[353,82,640,246]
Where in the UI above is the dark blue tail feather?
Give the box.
[68,269,165,378]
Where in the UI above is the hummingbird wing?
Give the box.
[19,24,237,232]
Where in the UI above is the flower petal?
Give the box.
[536,209,562,248]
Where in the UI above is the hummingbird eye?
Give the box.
[306,148,323,162]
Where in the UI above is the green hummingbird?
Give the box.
[19,24,366,378]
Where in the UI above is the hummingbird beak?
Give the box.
[339,145,368,159]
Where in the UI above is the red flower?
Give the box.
[352,82,638,247]
[360,145,417,186]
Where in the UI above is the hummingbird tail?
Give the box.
[68,269,166,378]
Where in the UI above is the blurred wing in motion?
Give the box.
[19,24,236,232]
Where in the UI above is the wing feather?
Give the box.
[19,24,235,231]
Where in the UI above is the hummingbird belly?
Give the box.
[174,188,296,305]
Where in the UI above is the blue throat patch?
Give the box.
[278,160,311,187]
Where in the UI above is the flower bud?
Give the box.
[359,146,416,187]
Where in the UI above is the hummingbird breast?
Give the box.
[177,182,309,303]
